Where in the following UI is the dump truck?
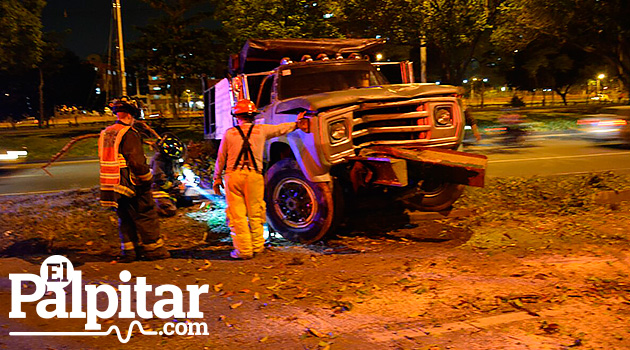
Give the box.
[202,38,487,243]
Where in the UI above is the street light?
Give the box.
[597,73,605,94]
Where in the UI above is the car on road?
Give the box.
[0,148,28,167]
[577,106,630,144]
[16,117,38,125]
[590,93,611,102]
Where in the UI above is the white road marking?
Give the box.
[488,151,630,163]
[0,174,45,179]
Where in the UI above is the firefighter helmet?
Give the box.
[112,96,141,119]
[231,99,258,118]
[157,133,186,159]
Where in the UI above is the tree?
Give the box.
[420,0,491,84]
[0,0,47,123]
[217,0,342,53]
[0,0,46,70]
[501,40,597,105]
[131,0,223,117]
[491,0,630,101]
[34,33,67,126]
[335,0,493,84]
[336,0,421,44]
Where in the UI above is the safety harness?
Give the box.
[233,124,259,172]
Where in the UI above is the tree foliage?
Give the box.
[217,0,342,53]
[131,0,222,116]
[217,0,492,84]
[503,40,597,105]
[336,0,421,44]
[492,0,630,96]
[421,0,489,84]
[0,0,46,70]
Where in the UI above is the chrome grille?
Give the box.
[352,101,431,146]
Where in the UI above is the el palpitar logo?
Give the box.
[9,255,210,343]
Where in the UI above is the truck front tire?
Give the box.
[265,159,337,243]
[416,181,464,211]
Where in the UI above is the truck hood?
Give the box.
[276,84,460,114]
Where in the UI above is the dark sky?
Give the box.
[42,0,160,59]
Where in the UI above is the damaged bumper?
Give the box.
[348,146,487,189]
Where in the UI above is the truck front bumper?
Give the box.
[349,145,487,189]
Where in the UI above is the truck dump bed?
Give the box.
[232,38,386,74]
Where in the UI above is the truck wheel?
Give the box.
[265,159,336,243]
[416,181,464,211]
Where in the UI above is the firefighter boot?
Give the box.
[119,249,137,263]
[144,246,171,260]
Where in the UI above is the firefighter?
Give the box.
[212,99,304,259]
[98,97,170,262]
[150,134,189,217]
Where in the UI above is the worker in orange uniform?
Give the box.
[99,97,170,262]
[212,99,306,259]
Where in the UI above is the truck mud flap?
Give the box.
[363,145,487,187]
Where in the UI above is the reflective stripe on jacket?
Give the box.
[98,123,133,207]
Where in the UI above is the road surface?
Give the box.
[467,134,630,177]
[0,160,99,196]
[0,135,629,196]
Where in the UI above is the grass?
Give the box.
[0,126,102,161]
[473,109,585,131]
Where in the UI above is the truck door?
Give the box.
[255,73,275,110]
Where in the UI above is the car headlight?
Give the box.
[329,120,348,143]
[434,106,453,126]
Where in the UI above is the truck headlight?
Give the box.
[329,120,348,143]
[434,106,453,126]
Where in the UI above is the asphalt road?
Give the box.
[468,133,630,177]
[0,135,629,196]
[0,160,99,196]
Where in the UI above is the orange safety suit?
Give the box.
[213,121,296,258]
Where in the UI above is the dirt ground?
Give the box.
[1,173,630,350]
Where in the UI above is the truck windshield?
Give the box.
[277,62,388,100]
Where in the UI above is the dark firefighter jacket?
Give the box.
[98,121,153,207]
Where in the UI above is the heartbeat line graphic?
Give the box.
[10,320,159,343]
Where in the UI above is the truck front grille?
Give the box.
[352,101,431,146]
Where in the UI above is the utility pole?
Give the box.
[420,35,427,83]
[113,0,127,96]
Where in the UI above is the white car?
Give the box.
[577,106,630,144]
[590,93,610,102]
[0,148,28,165]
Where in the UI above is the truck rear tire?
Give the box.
[416,181,464,211]
[265,159,337,243]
